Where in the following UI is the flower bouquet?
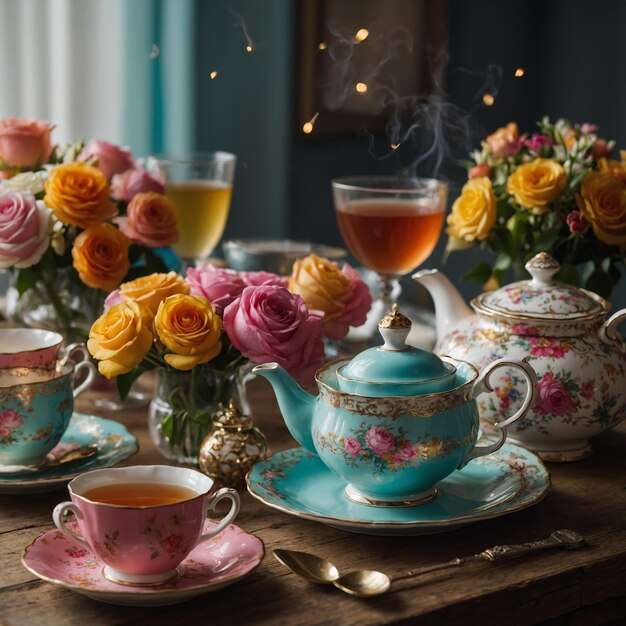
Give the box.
[87,255,371,463]
[446,118,625,297]
[0,117,177,341]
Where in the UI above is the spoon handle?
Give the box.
[396,530,585,581]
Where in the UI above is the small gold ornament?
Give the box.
[198,400,268,490]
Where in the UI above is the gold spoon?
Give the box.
[274,530,586,598]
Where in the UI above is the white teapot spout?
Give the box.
[412,269,473,341]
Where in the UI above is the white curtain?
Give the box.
[0,0,126,146]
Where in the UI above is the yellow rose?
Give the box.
[87,300,153,378]
[597,157,626,184]
[44,162,117,228]
[446,177,496,242]
[576,170,626,246]
[506,158,567,213]
[154,294,222,370]
[483,122,519,158]
[120,272,190,318]
[288,254,349,320]
[72,223,130,291]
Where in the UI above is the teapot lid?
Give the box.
[339,305,451,393]
[472,252,608,322]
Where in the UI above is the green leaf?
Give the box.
[584,267,613,298]
[533,228,560,254]
[555,263,581,287]
[16,267,39,295]
[463,262,492,284]
[161,413,174,440]
[115,367,146,401]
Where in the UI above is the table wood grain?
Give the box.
[1,378,625,626]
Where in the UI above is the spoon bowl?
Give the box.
[273,549,339,584]
[334,570,391,597]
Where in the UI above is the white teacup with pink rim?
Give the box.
[53,465,241,585]
[0,328,63,370]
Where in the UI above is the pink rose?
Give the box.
[0,409,22,436]
[393,446,417,465]
[535,372,572,416]
[111,167,165,201]
[160,533,185,554]
[527,337,570,359]
[580,123,599,135]
[186,265,247,315]
[512,323,540,336]
[241,271,288,288]
[78,139,134,180]
[364,426,395,455]
[223,285,325,386]
[0,118,53,169]
[524,133,552,152]
[103,289,125,311]
[566,210,590,234]
[0,192,51,269]
[323,264,373,340]
[580,382,594,399]
[468,163,490,178]
[116,192,178,248]
[591,139,612,160]
[344,438,362,458]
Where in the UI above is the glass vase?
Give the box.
[148,363,252,466]
[4,267,104,344]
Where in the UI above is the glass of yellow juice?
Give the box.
[156,152,237,265]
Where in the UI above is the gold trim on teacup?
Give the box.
[316,357,478,419]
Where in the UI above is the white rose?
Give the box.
[0,171,47,195]
[0,192,52,269]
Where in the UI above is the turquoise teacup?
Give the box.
[0,361,96,466]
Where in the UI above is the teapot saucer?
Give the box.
[22,520,265,606]
[247,443,550,536]
[0,413,137,494]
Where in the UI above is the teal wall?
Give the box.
[171,0,626,307]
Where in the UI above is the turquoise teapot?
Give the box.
[253,305,537,507]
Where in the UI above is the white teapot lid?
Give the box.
[472,252,608,322]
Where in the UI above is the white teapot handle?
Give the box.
[461,358,538,466]
[599,309,626,351]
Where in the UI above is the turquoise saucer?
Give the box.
[0,413,138,494]
[247,443,550,536]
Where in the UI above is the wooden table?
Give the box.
[2,379,626,626]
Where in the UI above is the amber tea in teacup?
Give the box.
[83,482,198,507]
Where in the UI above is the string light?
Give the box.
[482,93,495,106]
[391,143,400,150]
[229,9,255,54]
[246,44,253,53]
[210,71,218,80]
[514,68,525,77]
[318,42,327,51]
[355,82,368,93]
[354,28,369,42]
[302,112,319,134]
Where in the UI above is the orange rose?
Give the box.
[120,272,190,318]
[117,192,178,247]
[506,158,567,213]
[483,123,520,158]
[72,224,130,291]
[44,162,117,228]
[154,294,222,370]
[597,157,626,184]
[576,170,626,246]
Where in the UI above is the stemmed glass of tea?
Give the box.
[157,152,237,266]
[331,176,448,316]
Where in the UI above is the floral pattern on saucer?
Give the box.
[247,443,550,536]
[0,413,138,494]
[22,520,265,606]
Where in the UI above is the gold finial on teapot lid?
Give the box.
[379,304,411,329]
[213,400,251,430]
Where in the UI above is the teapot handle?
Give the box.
[461,358,538,466]
[599,309,626,351]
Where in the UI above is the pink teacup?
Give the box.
[53,465,240,585]
[0,328,63,370]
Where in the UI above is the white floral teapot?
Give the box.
[414,252,626,461]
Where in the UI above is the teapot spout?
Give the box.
[412,269,473,341]
[252,363,316,452]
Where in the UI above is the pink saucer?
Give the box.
[22,519,265,606]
